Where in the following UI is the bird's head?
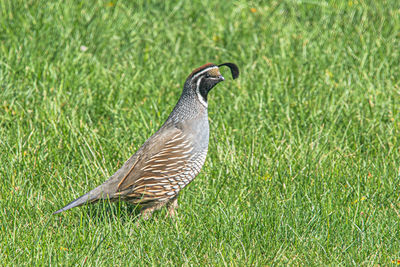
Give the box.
[184,62,239,107]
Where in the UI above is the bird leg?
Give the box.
[140,207,156,221]
[135,207,155,227]
[166,197,178,218]
[136,199,177,227]
[138,201,166,222]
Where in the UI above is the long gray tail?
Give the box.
[53,186,107,214]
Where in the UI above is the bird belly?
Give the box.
[177,148,208,189]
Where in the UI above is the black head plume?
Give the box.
[218,63,239,79]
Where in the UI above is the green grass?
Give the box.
[1,0,400,265]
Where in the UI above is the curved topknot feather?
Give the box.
[218,63,239,79]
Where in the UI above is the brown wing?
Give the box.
[114,127,194,205]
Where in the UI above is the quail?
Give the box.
[53,62,239,219]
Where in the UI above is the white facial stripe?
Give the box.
[196,76,208,108]
[191,66,218,80]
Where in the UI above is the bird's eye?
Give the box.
[205,73,211,78]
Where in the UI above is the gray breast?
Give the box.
[172,112,209,192]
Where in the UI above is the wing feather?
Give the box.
[115,127,194,204]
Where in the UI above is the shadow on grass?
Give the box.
[88,200,142,224]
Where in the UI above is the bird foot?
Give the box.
[166,207,177,218]
[166,197,178,218]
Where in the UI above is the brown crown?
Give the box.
[188,63,216,78]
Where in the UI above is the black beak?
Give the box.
[218,63,239,80]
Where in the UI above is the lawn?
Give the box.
[1,0,400,265]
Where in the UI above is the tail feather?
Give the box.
[53,185,109,214]
[53,193,92,214]
[53,164,125,214]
